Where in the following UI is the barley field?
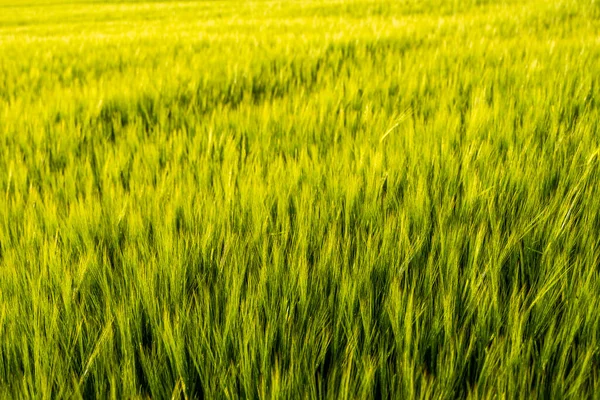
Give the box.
[1,0,600,398]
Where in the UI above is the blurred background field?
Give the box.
[1,0,600,398]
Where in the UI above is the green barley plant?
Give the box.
[1,0,600,398]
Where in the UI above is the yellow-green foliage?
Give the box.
[1,0,600,398]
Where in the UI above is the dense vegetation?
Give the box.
[1,0,600,397]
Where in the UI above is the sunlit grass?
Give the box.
[1,0,600,398]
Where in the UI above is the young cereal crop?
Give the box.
[0,0,600,398]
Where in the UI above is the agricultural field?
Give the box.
[1,0,600,398]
